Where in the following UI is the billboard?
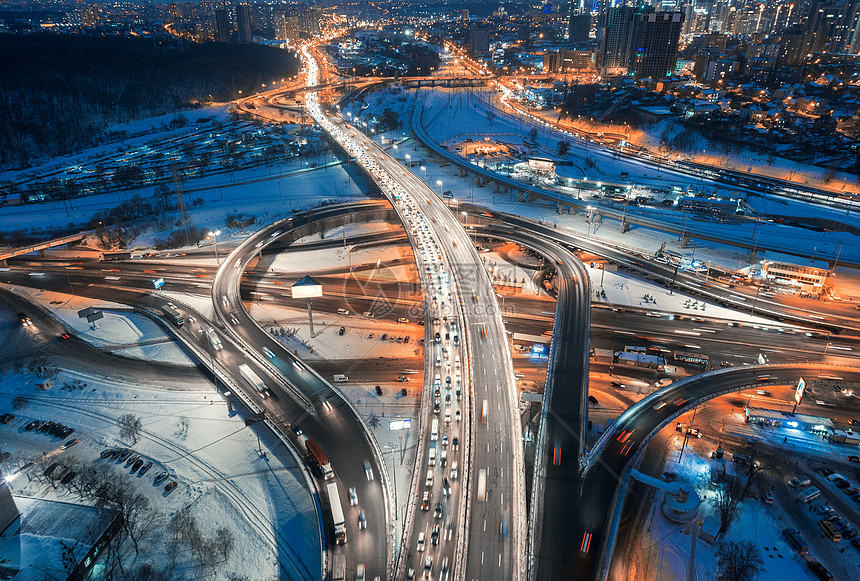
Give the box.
[795,377,805,405]
[291,275,323,298]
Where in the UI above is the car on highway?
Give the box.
[788,476,811,488]
[356,564,365,581]
[61,439,79,449]
[417,531,426,551]
[450,462,458,480]
[421,491,430,510]
[363,459,373,481]
[451,437,459,450]
[848,455,860,463]
[423,556,432,578]
[349,487,358,506]
[425,469,434,488]
[262,347,276,359]
[17,312,32,327]
[434,501,442,519]
[431,525,440,545]
[358,510,367,530]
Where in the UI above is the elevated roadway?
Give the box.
[211,201,395,579]
[302,42,524,581]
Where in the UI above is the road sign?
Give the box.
[152,278,165,289]
[86,311,104,323]
[77,307,94,319]
[795,377,806,405]
[442,191,454,200]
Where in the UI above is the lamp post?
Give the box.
[586,205,594,239]
[436,179,443,196]
[751,284,762,318]
[405,153,411,167]
[208,230,222,265]
[420,165,427,183]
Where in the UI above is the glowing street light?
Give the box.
[436,179,443,195]
[208,230,222,265]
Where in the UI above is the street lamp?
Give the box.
[436,179,443,195]
[420,165,427,183]
[586,205,594,238]
[208,230,222,265]
[405,153,411,167]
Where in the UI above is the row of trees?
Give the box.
[0,33,299,168]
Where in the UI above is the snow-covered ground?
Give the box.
[365,123,860,294]
[0,366,319,580]
[9,287,195,365]
[627,433,818,581]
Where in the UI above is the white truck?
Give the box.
[326,481,347,544]
[238,364,269,397]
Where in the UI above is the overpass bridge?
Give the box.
[0,231,89,265]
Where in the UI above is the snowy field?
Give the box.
[354,86,860,271]
[0,366,319,580]
[627,433,817,581]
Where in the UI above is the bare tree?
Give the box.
[12,394,28,410]
[117,414,142,444]
[215,527,235,561]
[104,474,155,556]
[713,456,771,533]
[178,416,190,438]
[716,540,764,580]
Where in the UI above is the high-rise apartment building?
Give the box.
[214,8,230,43]
[600,6,639,71]
[568,13,591,42]
[236,3,253,43]
[630,11,685,78]
[470,26,491,55]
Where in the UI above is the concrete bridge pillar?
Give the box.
[621,219,630,233]
[680,234,690,248]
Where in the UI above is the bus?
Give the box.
[326,481,347,544]
[477,468,487,501]
[818,519,841,541]
[431,418,439,441]
[305,438,334,479]
[101,251,132,261]
[238,364,269,397]
[673,351,709,366]
[162,304,184,327]
[481,399,488,423]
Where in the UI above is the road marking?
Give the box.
[482,552,485,564]
[483,520,486,532]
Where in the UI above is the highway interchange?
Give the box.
[3,35,860,581]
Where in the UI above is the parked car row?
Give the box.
[101,448,160,484]
[816,466,860,505]
[0,413,15,424]
[24,419,74,439]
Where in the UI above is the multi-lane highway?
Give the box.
[302,40,524,581]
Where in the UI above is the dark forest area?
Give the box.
[0,33,299,168]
